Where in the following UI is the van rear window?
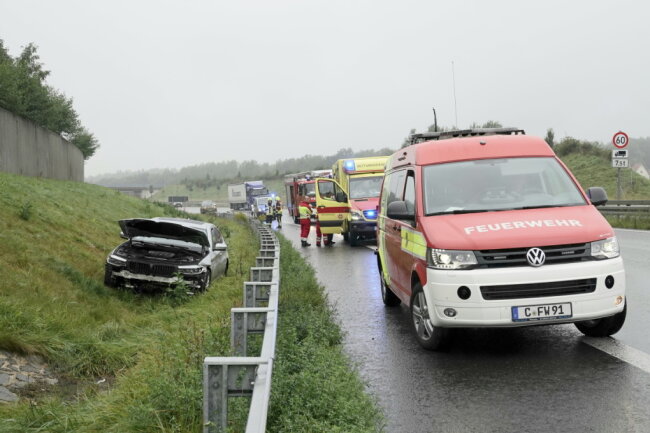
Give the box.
[422,157,586,216]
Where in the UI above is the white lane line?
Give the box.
[582,337,650,374]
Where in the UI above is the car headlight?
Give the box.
[591,237,620,260]
[427,248,477,270]
[107,254,127,266]
[178,265,205,275]
[351,211,364,221]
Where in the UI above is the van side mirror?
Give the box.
[586,187,608,206]
[387,201,414,220]
[336,191,347,203]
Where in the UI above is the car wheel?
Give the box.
[104,264,117,288]
[379,266,400,307]
[575,302,627,337]
[411,282,451,351]
[198,271,211,292]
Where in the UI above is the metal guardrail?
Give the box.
[203,220,280,432]
[598,200,650,217]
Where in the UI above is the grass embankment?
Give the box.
[0,171,382,432]
[561,153,650,230]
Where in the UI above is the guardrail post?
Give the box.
[231,308,271,356]
[244,282,271,307]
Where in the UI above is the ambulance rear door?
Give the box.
[315,179,350,234]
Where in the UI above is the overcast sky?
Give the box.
[1,0,649,177]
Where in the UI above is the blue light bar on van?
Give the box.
[344,160,356,172]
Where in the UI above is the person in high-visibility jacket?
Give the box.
[274,198,283,228]
[266,199,274,225]
[298,200,312,247]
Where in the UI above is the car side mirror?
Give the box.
[387,201,414,220]
[336,191,347,203]
[120,232,128,240]
[213,243,227,251]
[586,187,608,206]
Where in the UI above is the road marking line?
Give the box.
[582,337,650,374]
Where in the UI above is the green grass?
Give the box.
[267,235,383,432]
[561,153,650,200]
[0,171,382,432]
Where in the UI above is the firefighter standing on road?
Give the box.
[275,198,283,228]
[298,199,312,247]
[266,198,274,225]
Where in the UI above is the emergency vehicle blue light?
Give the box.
[344,160,356,171]
[366,210,376,218]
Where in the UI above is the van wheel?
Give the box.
[380,269,400,307]
[575,302,627,337]
[343,231,349,242]
[349,229,358,246]
[411,282,451,351]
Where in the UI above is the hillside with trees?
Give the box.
[0,40,98,159]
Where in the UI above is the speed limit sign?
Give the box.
[613,131,629,149]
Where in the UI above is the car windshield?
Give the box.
[349,175,383,199]
[422,157,586,215]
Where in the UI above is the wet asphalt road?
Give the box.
[276,215,650,433]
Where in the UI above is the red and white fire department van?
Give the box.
[377,128,626,350]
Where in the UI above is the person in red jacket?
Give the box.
[298,200,312,247]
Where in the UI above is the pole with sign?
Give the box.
[612,131,629,200]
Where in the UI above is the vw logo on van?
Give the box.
[526,248,546,267]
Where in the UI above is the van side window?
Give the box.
[404,173,415,214]
[387,170,406,206]
[380,173,392,212]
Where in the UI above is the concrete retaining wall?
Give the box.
[0,106,84,181]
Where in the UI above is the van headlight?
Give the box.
[351,211,364,221]
[427,249,477,270]
[591,237,620,259]
[178,265,205,275]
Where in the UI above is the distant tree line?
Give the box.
[0,40,99,159]
[88,146,395,187]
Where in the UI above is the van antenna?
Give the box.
[452,61,458,127]
[432,107,438,132]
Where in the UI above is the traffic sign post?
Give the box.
[612,131,629,200]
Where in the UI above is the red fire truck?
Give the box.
[284,170,332,224]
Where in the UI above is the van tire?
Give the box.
[379,266,400,307]
[410,282,451,351]
[349,228,358,246]
[575,302,627,337]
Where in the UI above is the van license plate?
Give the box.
[511,303,572,322]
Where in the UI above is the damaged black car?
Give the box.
[104,217,229,292]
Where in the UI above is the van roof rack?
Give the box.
[409,127,525,145]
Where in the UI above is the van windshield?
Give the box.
[422,157,586,216]
[349,175,383,199]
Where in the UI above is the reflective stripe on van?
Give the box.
[401,227,426,259]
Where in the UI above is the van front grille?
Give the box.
[480,278,597,300]
[475,243,591,268]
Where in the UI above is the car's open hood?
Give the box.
[119,219,210,248]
